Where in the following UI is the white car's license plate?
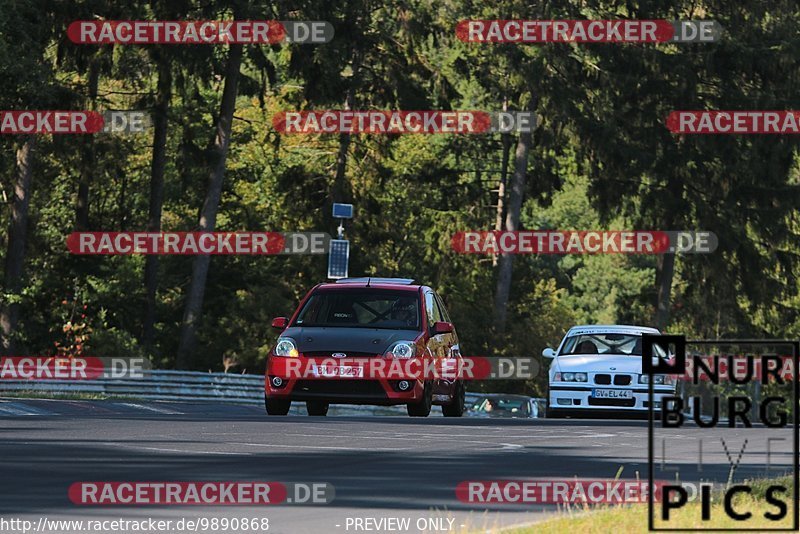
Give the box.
[592,389,633,399]
[313,365,364,378]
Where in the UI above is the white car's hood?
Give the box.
[554,354,644,374]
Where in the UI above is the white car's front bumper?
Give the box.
[549,384,675,412]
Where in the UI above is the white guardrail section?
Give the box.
[0,369,411,415]
[0,370,266,404]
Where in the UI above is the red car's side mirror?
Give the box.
[271,317,289,330]
[432,321,454,335]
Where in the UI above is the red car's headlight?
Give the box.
[274,337,299,357]
[384,341,416,359]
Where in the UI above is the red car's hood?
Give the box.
[280,326,419,355]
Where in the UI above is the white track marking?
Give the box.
[116,403,183,415]
[229,441,404,452]
[101,442,253,456]
[0,402,52,416]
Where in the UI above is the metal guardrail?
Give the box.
[0,369,267,405]
[0,369,410,415]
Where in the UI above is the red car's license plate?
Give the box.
[312,365,364,378]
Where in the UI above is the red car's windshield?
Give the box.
[294,290,421,330]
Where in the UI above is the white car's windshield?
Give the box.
[559,333,667,357]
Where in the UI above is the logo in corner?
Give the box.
[643,334,686,374]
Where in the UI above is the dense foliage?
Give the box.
[1,0,798,397]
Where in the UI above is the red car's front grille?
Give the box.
[302,351,381,358]
[293,379,387,396]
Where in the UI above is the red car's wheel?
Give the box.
[442,380,465,417]
[407,381,433,417]
[306,400,329,416]
[265,394,291,415]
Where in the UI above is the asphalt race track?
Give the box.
[0,398,794,533]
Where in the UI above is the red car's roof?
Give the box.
[315,282,422,291]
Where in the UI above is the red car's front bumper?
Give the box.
[265,357,427,405]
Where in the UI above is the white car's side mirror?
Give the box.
[542,347,556,359]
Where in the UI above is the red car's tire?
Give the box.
[265,394,291,415]
[407,381,433,417]
[306,400,329,416]
[442,381,465,417]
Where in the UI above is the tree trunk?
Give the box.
[330,49,360,206]
[1,137,36,354]
[142,56,171,351]
[75,169,91,230]
[75,59,100,231]
[175,44,243,369]
[654,252,676,331]
[654,197,678,331]
[331,106,352,204]
[493,96,536,333]
[492,130,512,267]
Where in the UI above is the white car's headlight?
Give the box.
[555,372,588,382]
[384,341,416,359]
[639,374,671,384]
[274,337,299,357]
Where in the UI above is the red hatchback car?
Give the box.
[264,278,465,417]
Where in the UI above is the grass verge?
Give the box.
[0,390,134,401]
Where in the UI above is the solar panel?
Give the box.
[327,239,350,279]
[332,203,354,219]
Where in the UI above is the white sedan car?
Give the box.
[543,325,676,418]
